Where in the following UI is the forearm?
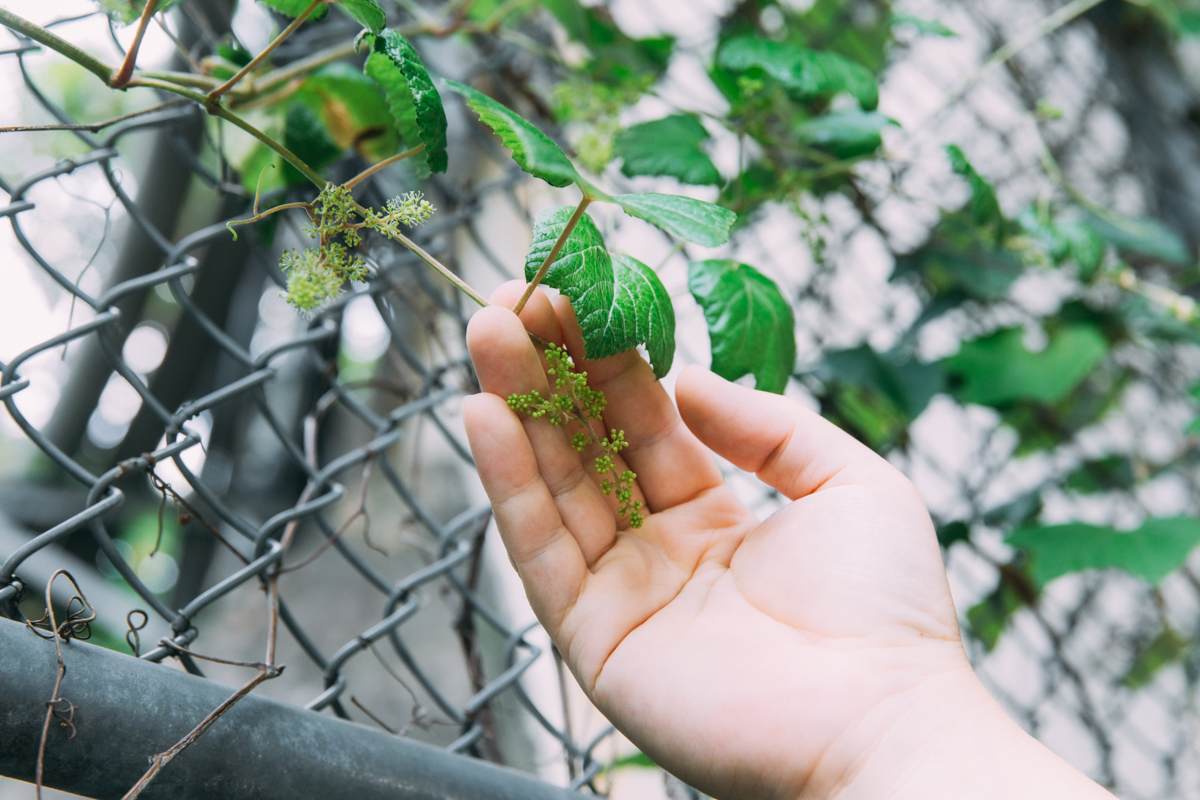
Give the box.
[828,668,1115,800]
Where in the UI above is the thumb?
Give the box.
[674,365,898,500]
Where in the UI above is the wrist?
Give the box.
[825,666,1113,800]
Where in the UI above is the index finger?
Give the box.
[552,296,725,513]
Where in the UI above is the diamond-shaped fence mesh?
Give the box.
[2,1,1200,799]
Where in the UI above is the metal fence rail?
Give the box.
[0,617,581,800]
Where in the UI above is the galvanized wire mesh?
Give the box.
[3,2,1200,800]
[0,8,617,794]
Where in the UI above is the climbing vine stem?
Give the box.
[512,195,592,315]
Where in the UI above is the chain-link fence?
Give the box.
[0,5,628,796]
[4,1,1200,799]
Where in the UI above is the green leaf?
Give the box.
[942,325,1108,407]
[1057,221,1106,278]
[363,30,449,175]
[335,0,385,34]
[255,0,329,21]
[966,581,1024,651]
[797,111,895,159]
[894,215,1024,300]
[598,255,675,378]
[614,115,720,186]
[1123,626,1190,690]
[936,521,971,547]
[890,12,957,37]
[614,193,736,247]
[1084,211,1190,266]
[524,207,615,349]
[444,80,580,187]
[945,145,1003,232]
[1062,456,1136,494]
[716,37,879,110]
[1008,517,1200,587]
[524,213,676,377]
[540,0,673,85]
[292,64,399,162]
[688,260,796,393]
[282,102,342,185]
[821,346,943,420]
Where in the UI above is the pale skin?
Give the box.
[462,281,1115,800]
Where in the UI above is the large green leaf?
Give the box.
[942,325,1108,407]
[282,103,342,185]
[893,215,1024,300]
[292,64,399,162]
[1017,209,1107,280]
[524,207,614,349]
[444,80,580,188]
[594,255,676,378]
[688,260,796,393]
[255,0,329,21]
[336,0,385,33]
[363,30,448,175]
[946,145,1002,233]
[525,210,676,376]
[1084,211,1189,266]
[797,111,894,159]
[716,37,878,110]
[614,193,736,247]
[822,346,944,420]
[540,0,673,85]
[1008,517,1200,587]
[614,115,720,185]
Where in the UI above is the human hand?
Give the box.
[462,282,1112,800]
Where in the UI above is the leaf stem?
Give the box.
[344,144,426,190]
[384,224,489,307]
[110,0,160,88]
[249,41,357,98]
[206,0,321,105]
[513,195,592,315]
[0,7,113,85]
[127,77,328,188]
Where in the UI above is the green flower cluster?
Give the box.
[280,185,437,313]
[507,344,644,528]
[362,191,436,235]
[283,184,367,313]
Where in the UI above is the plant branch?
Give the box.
[0,99,190,133]
[344,144,425,190]
[111,0,160,88]
[121,664,282,800]
[513,196,592,315]
[207,0,321,105]
[248,40,357,98]
[0,8,113,84]
[126,77,328,188]
[390,228,489,307]
[138,69,222,90]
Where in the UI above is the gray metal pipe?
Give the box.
[0,617,584,800]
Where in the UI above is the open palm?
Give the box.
[462,283,973,799]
